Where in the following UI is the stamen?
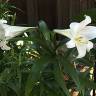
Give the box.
[75,36,88,44]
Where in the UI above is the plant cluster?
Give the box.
[0,1,96,96]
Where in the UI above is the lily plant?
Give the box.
[54,15,96,58]
[0,19,35,50]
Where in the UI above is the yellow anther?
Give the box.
[75,36,88,44]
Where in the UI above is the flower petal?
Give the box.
[86,41,93,52]
[0,41,10,50]
[79,15,91,29]
[80,26,96,40]
[70,22,80,36]
[0,19,7,24]
[66,40,75,48]
[76,44,87,58]
[5,26,33,39]
[1,45,11,50]
[53,29,72,38]
[69,15,91,36]
[0,24,6,40]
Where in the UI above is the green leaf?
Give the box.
[0,85,7,96]
[59,55,84,95]
[25,56,52,96]
[39,21,50,41]
[53,62,70,96]
[7,81,20,96]
[76,57,94,67]
[79,72,96,89]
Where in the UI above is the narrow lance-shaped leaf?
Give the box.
[39,20,50,41]
[59,55,84,95]
[53,60,70,96]
[25,56,52,96]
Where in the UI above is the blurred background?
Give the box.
[10,0,96,29]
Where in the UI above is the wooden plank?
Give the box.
[10,0,95,28]
[87,0,95,8]
[27,0,57,28]
[10,0,27,25]
[27,0,39,26]
[80,0,95,11]
[56,0,70,28]
[70,0,80,20]
[80,0,88,11]
[37,0,57,29]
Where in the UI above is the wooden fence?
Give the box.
[10,0,95,28]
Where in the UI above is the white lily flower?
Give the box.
[0,19,36,50]
[0,40,10,50]
[54,15,96,58]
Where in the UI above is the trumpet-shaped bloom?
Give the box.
[54,15,96,58]
[0,19,35,50]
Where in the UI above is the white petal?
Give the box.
[0,41,10,50]
[86,41,93,52]
[76,44,87,58]
[70,22,80,36]
[79,15,91,29]
[66,40,75,48]
[1,45,11,50]
[0,23,13,40]
[0,19,7,24]
[80,26,96,40]
[5,26,33,39]
[0,24,6,40]
[53,29,72,38]
[69,15,91,36]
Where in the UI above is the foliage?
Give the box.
[0,0,17,24]
[0,20,96,96]
[0,1,96,96]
